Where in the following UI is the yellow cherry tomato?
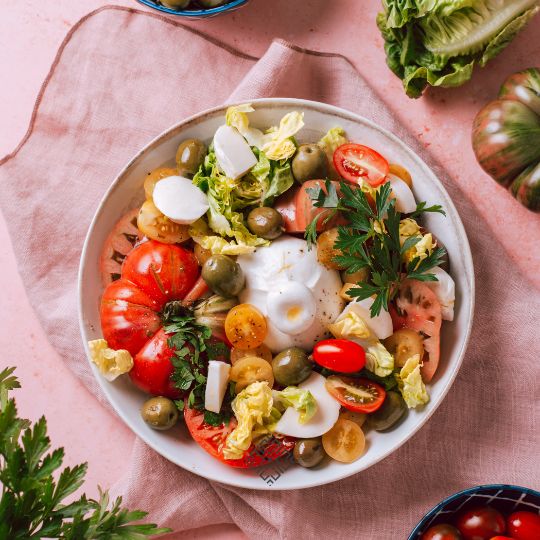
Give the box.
[224,304,267,350]
[143,167,178,201]
[322,419,365,463]
[137,200,190,244]
[229,357,274,393]
[230,344,272,365]
[339,410,367,428]
[388,163,413,188]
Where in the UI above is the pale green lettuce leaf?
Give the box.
[273,387,317,424]
[224,381,274,460]
[395,354,430,408]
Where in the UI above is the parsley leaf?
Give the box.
[408,201,446,220]
[0,368,170,538]
[303,179,448,317]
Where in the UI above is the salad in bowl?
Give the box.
[80,100,473,488]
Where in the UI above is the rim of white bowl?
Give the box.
[78,98,475,490]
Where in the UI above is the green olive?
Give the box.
[202,255,245,298]
[247,207,283,240]
[368,391,407,432]
[141,397,179,430]
[272,347,312,386]
[176,139,206,176]
[293,437,326,468]
[292,144,328,184]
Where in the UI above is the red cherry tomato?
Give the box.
[456,506,506,540]
[274,180,348,233]
[507,511,540,540]
[333,143,389,187]
[325,376,385,413]
[130,328,180,398]
[183,408,294,468]
[489,537,514,539]
[313,339,366,373]
[421,523,463,540]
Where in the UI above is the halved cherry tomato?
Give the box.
[274,180,348,233]
[456,506,505,540]
[143,166,178,201]
[229,356,274,392]
[391,279,442,382]
[137,200,190,245]
[183,407,294,468]
[421,524,463,540]
[224,304,267,350]
[100,240,199,356]
[507,511,540,540]
[312,339,366,373]
[322,418,365,463]
[334,143,389,187]
[325,376,386,413]
[130,328,179,398]
[99,209,144,287]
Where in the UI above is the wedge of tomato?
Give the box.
[184,408,294,468]
[100,240,199,357]
[334,143,389,187]
[391,279,442,382]
[274,180,348,233]
[99,209,144,286]
[325,376,386,413]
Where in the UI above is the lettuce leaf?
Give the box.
[378,0,540,98]
[272,387,317,424]
[395,354,430,408]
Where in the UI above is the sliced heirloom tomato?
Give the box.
[334,143,389,187]
[184,407,294,468]
[325,376,386,413]
[99,209,144,287]
[391,279,442,382]
[274,180,348,233]
[100,240,199,357]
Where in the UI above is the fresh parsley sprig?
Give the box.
[304,179,447,317]
[0,367,170,539]
[162,303,230,426]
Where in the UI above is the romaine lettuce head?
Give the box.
[378,0,540,97]
[395,354,430,408]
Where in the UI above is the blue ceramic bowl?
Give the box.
[136,0,249,18]
[409,484,540,539]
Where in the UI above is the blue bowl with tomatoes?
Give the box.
[409,484,540,540]
[135,0,249,18]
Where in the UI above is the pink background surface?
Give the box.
[1,2,538,538]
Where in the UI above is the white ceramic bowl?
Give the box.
[78,98,474,490]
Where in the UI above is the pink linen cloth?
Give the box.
[0,6,538,539]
